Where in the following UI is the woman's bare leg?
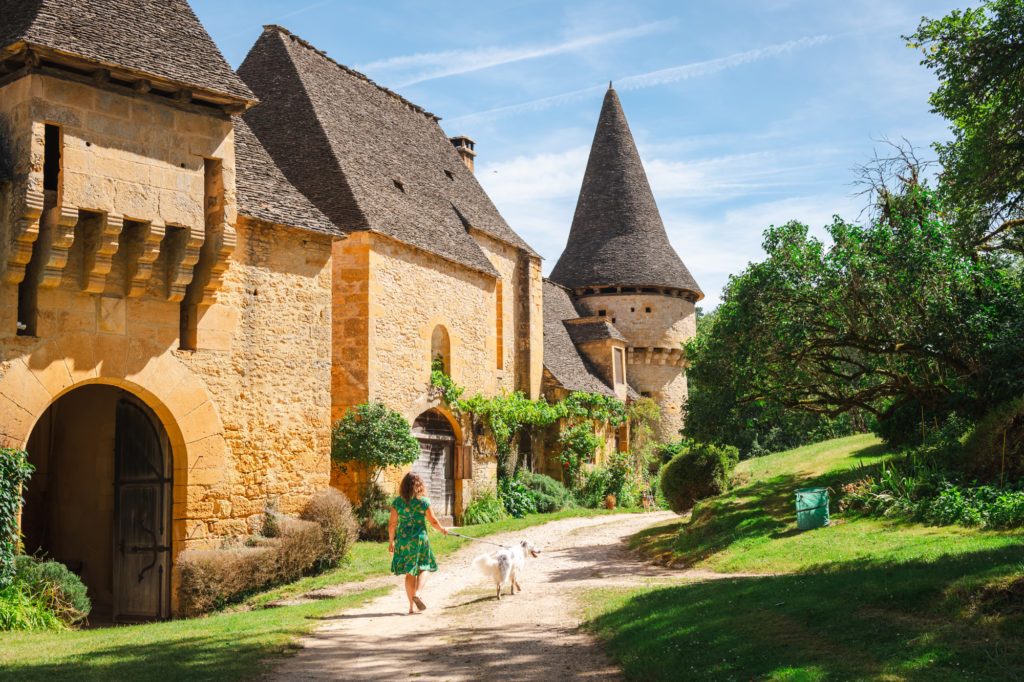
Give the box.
[404,574,417,613]
[414,570,429,596]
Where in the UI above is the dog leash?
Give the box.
[446,530,509,549]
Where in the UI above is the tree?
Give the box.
[908,0,1024,250]
[331,402,421,490]
[684,175,1024,430]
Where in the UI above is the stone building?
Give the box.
[547,86,703,443]
[236,26,544,522]
[0,0,342,621]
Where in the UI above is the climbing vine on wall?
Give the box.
[430,357,625,477]
[1,447,34,589]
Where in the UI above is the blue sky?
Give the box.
[193,0,965,307]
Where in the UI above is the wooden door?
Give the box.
[113,399,170,622]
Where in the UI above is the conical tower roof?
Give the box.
[0,0,254,104]
[550,87,702,299]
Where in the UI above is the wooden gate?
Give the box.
[113,398,171,622]
[411,410,456,521]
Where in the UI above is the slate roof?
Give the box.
[0,0,254,103]
[237,26,536,276]
[550,87,702,298]
[542,280,616,397]
[565,319,627,345]
[233,118,342,237]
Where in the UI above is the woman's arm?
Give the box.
[388,507,398,553]
[425,506,448,535]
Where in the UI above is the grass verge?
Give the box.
[582,435,1024,680]
[0,587,390,681]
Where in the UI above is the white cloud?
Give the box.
[448,33,834,125]
[355,21,673,87]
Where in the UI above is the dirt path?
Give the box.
[267,511,682,681]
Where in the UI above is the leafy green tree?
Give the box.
[331,402,421,489]
[685,178,1024,434]
[908,0,1024,249]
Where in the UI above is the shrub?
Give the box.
[461,489,508,525]
[961,396,1024,480]
[0,582,64,631]
[659,441,739,513]
[177,514,326,616]
[497,472,538,518]
[605,451,642,508]
[521,472,573,513]
[301,488,359,570]
[13,555,90,626]
[578,468,612,508]
[556,423,603,489]
[1,447,34,589]
[353,483,392,541]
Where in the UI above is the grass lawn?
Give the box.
[583,435,1024,680]
[2,506,629,680]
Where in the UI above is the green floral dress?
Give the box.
[390,496,438,576]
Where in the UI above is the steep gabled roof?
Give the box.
[234,118,342,237]
[0,0,254,103]
[542,280,616,397]
[237,26,536,276]
[550,86,702,298]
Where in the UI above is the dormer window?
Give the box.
[444,170,454,180]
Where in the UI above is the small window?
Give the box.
[43,124,61,191]
[597,309,606,317]
[444,170,454,180]
[641,391,651,398]
[613,347,624,384]
[393,179,405,192]
[630,307,635,312]
[645,307,652,313]
[611,318,616,323]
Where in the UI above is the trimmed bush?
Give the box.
[301,488,359,570]
[660,442,740,513]
[177,513,331,616]
[461,490,508,525]
[12,556,90,626]
[521,472,573,513]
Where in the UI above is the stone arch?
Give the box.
[410,407,459,523]
[0,333,230,616]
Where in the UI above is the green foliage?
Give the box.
[331,402,420,487]
[352,483,392,541]
[430,356,464,404]
[556,422,603,489]
[604,450,642,508]
[908,0,1024,241]
[496,472,538,518]
[12,556,90,626]
[960,394,1024,479]
[627,397,661,467]
[520,472,573,513]
[0,582,64,632]
[659,441,739,513]
[1,447,34,589]
[577,468,612,508]
[460,489,509,525]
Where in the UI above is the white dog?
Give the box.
[472,539,540,599]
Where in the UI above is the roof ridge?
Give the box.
[263,25,440,122]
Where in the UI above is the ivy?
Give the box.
[429,361,625,478]
[1,447,34,589]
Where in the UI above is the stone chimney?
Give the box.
[449,135,477,173]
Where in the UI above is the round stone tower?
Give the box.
[550,85,703,442]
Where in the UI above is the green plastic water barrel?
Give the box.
[795,487,829,530]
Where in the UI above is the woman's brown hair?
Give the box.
[399,472,426,502]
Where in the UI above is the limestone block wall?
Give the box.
[180,218,333,538]
[628,363,688,441]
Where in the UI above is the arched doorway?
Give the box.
[21,385,172,623]
[410,409,456,524]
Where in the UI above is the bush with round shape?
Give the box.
[521,472,573,513]
[497,472,538,518]
[301,488,359,570]
[11,555,90,626]
[660,442,740,514]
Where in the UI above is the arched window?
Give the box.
[431,325,451,373]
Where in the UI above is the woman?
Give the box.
[388,472,448,613]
